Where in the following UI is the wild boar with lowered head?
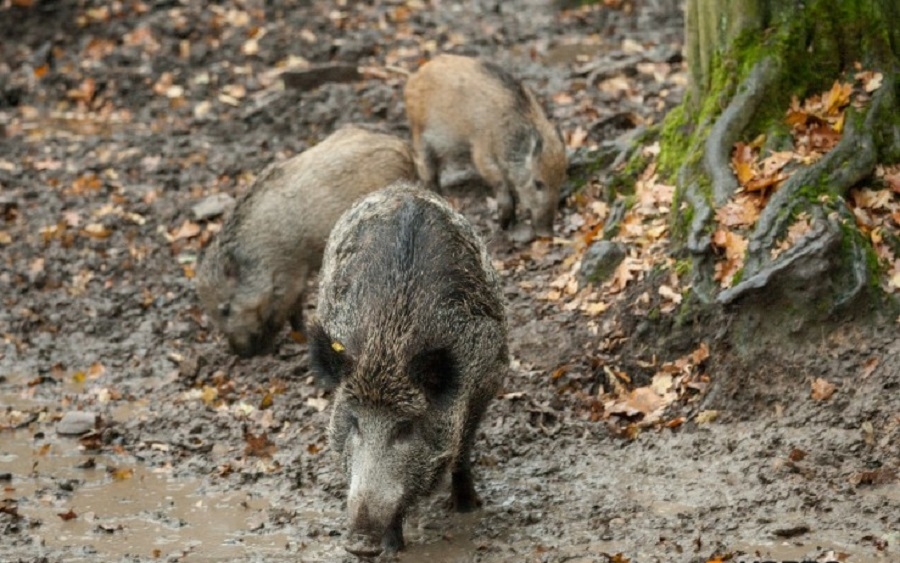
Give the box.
[195,125,416,357]
[404,53,567,239]
[308,181,508,556]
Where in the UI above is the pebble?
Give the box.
[56,411,98,436]
[579,240,626,283]
[191,193,235,221]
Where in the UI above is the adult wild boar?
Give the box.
[308,181,509,556]
[404,53,567,239]
[195,125,416,357]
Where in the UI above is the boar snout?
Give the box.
[227,336,268,358]
[226,317,280,357]
[347,477,404,545]
[344,533,383,558]
[531,210,555,239]
[346,499,405,556]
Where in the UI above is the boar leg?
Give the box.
[495,183,517,231]
[413,138,442,194]
[450,458,482,512]
[449,411,487,512]
[288,297,305,334]
[472,145,516,230]
[381,514,405,554]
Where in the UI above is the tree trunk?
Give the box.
[663,0,900,324]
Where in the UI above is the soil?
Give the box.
[0,1,898,563]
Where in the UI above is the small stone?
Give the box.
[579,240,626,283]
[56,411,98,436]
[191,193,235,221]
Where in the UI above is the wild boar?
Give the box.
[404,53,567,239]
[308,181,509,556]
[195,125,417,357]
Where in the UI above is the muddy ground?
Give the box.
[1,1,898,562]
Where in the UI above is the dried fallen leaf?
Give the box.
[110,467,134,481]
[57,508,78,521]
[855,70,884,93]
[306,397,329,412]
[665,417,685,429]
[625,387,665,416]
[650,373,673,395]
[70,173,103,194]
[860,357,879,379]
[823,80,852,115]
[200,386,218,406]
[658,284,682,304]
[811,378,836,401]
[244,431,276,458]
[715,194,762,228]
[695,410,719,424]
[82,223,112,239]
[730,142,757,185]
[169,220,201,241]
[711,229,748,287]
[691,342,710,364]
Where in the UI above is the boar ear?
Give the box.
[308,320,350,389]
[409,348,459,406]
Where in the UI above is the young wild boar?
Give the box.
[404,53,567,239]
[308,181,509,556]
[195,125,416,357]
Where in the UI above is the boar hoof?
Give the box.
[508,223,536,244]
[450,470,483,512]
[288,310,305,333]
[382,521,405,554]
[344,534,383,558]
[448,491,482,513]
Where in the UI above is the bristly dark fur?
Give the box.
[479,60,531,114]
[338,194,503,410]
[319,183,508,553]
[408,348,459,408]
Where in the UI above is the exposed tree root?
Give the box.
[705,57,781,206]
[747,81,894,269]
[681,62,898,309]
[680,57,782,302]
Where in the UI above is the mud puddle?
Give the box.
[0,384,292,562]
[1,426,295,562]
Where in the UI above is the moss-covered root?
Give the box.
[717,69,898,309]
[743,71,896,276]
[678,57,783,302]
[704,57,781,206]
[686,63,897,307]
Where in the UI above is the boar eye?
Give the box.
[391,420,414,445]
[218,303,231,318]
[535,180,547,192]
[348,413,361,436]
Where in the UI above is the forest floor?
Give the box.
[0,1,898,562]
